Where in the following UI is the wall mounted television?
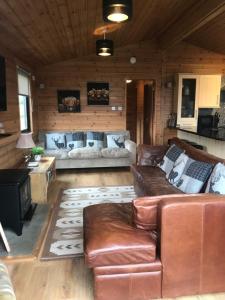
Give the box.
[0,56,6,111]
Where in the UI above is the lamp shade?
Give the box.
[16,133,35,149]
[96,39,114,56]
[103,0,132,23]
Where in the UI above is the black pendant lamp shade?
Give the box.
[96,39,114,56]
[103,0,132,23]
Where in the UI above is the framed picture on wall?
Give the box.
[87,82,109,105]
[57,90,81,113]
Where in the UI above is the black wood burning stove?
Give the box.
[0,169,32,235]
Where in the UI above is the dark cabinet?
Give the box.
[0,169,31,235]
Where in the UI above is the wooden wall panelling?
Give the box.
[36,42,163,143]
[0,43,37,169]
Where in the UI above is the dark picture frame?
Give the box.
[0,56,7,111]
[87,82,109,105]
[57,90,81,113]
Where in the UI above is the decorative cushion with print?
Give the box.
[176,159,213,193]
[107,135,125,148]
[66,132,84,150]
[158,144,184,176]
[205,162,225,194]
[45,133,67,150]
[86,132,104,149]
[167,152,189,185]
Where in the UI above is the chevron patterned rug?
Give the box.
[40,185,137,260]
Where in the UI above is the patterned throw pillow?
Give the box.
[176,159,213,193]
[107,135,125,148]
[158,144,184,176]
[205,163,225,194]
[86,132,104,149]
[66,132,84,150]
[45,133,66,150]
[167,153,189,184]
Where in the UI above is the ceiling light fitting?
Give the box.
[103,0,132,23]
[96,31,114,56]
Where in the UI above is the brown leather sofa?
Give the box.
[83,138,225,300]
[131,137,224,196]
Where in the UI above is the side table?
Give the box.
[29,157,56,204]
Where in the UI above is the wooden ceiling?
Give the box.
[1,0,225,67]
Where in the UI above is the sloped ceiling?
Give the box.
[0,0,225,67]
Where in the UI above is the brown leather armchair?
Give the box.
[84,194,225,300]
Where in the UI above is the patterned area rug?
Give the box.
[40,185,137,260]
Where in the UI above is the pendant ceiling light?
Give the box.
[103,0,132,23]
[96,32,114,56]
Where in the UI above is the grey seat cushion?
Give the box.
[68,148,102,159]
[101,148,130,158]
[44,149,69,159]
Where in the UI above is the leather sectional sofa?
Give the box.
[83,138,225,300]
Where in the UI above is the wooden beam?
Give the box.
[158,0,225,50]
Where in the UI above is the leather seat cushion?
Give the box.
[131,165,184,196]
[84,203,156,268]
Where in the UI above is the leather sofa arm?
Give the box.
[158,193,225,298]
[125,140,137,163]
[137,144,168,166]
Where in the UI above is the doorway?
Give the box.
[126,80,155,145]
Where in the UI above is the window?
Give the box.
[17,70,31,132]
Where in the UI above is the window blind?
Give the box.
[18,71,30,96]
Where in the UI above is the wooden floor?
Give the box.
[6,168,225,300]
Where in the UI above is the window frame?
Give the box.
[18,93,31,133]
[17,69,32,133]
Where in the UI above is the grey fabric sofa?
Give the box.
[38,130,136,169]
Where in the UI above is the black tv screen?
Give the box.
[0,56,6,111]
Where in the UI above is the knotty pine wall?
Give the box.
[0,45,37,169]
[36,41,225,145]
[36,42,162,144]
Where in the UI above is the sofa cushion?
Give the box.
[68,147,102,159]
[133,194,201,231]
[167,153,189,185]
[45,133,66,150]
[107,134,125,148]
[66,132,84,150]
[101,147,129,158]
[44,149,69,159]
[205,162,225,194]
[176,159,213,193]
[158,144,184,176]
[86,131,104,149]
[0,263,16,300]
[131,165,183,196]
[84,203,156,268]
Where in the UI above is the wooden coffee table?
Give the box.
[29,157,56,204]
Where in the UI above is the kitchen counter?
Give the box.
[178,127,225,141]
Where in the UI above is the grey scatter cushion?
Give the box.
[68,147,102,159]
[205,163,225,194]
[101,148,130,158]
[107,135,125,148]
[86,132,104,149]
[158,144,184,176]
[44,149,69,159]
[176,159,213,193]
[167,153,189,185]
[45,133,66,150]
[66,132,84,150]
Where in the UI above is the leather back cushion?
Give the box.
[133,194,201,231]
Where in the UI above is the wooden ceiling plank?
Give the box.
[159,0,225,50]
[2,0,51,63]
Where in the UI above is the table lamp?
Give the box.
[16,132,35,163]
